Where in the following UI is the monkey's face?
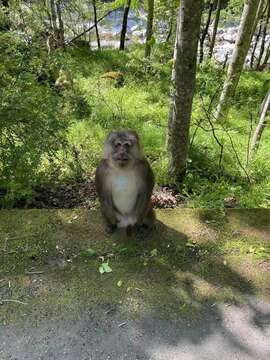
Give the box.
[105,131,142,167]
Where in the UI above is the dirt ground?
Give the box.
[0,209,270,360]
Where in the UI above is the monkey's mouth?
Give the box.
[117,158,129,165]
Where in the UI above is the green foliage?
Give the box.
[0,33,71,206]
[0,31,269,209]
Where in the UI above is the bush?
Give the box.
[0,33,70,206]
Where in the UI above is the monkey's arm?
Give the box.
[134,159,155,224]
[95,160,117,225]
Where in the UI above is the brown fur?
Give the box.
[95,131,155,233]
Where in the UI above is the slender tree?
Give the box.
[168,0,203,182]
[49,0,58,36]
[199,0,215,63]
[250,89,270,157]
[92,0,101,49]
[119,0,131,50]
[215,0,261,122]
[56,0,65,47]
[209,0,222,59]
[145,0,155,57]
[250,21,263,67]
[262,41,270,65]
[256,2,270,68]
[0,0,10,30]
[249,0,266,67]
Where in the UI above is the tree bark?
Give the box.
[92,0,101,49]
[145,0,155,57]
[166,17,173,43]
[215,0,261,122]
[0,0,10,30]
[49,0,58,34]
[250,0,266,38]
[249,0,266,68]
[250,89,270,157]
[119,0,131,50]
[199,0,215,63]
[1,0,9,7]
[56,0,65,47]
[168,0,203,182]
[256,2,270,68]
[262,41,270,65]
[250,22,262,67]
[209,0,222,59]
[49,0,59,49]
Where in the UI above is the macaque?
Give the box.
[95,130,155,233]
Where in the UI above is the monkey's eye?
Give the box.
[123,142,131,148]
[115,142,122,148]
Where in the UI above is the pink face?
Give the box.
[107,131,140,167]
[112,138,134,166]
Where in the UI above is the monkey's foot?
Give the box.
[134,223,154,234]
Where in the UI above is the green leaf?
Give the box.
[99,265,105,274]
[103,263,112,273]
[117,280,123,287]
[99,262,112,274]
[150,248,158,257]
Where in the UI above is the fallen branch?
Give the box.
[1,299,28,305]
[68,8,120,45]
[25,271,45,275]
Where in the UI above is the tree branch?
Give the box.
[67,8,119,45]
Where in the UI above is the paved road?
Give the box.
[1,297,270,360]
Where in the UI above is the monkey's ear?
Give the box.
[128,130,139,143]
[106,131,117,143]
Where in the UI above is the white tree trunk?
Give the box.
[215,0,261,122]
[250,90,270,157]
[145,0,155,57]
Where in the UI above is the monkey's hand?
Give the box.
[117,215,137,228]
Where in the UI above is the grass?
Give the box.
[0,209,269,325]
[63,44,270,208]
[1,41,270,208]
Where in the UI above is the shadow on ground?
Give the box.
[0,209,270,359]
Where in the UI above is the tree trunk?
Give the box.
[215,0,261,122]
[49,0,59,49]
[145,0,155,57]
[256,2,270,68]
[262,41,270,65]
[119,0,131,50]
[166,17,173,43]
[49,0,58,34]
[250,22,262,68]
[250,89,270,157]
[0,0,10,30]
[199,0,215,63]
[249,0,266,68]
[250,0,266,38]
[1,0,9,7]
[92,0,101,49]
[209,0,221,59]
[56,0,65,47]
[168,0,203,182]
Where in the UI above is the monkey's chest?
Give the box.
[111,172,138,215]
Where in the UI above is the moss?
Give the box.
[0,209,270,326]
